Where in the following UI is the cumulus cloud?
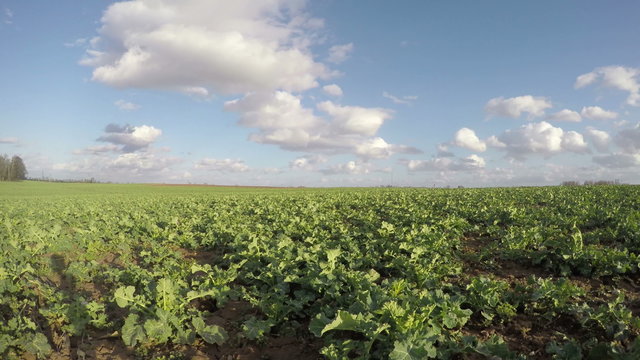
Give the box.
[289,154,327,170]
[224,91,418,159]
[322,84,343,97]
[495,121,588,159]
[97,123,162,152]
[452,128,487,152]
[580,106,618,120]
[327,43,353,64]
[546,109,581,122]
[0,137,18,144]
[436,143,455,157]
[382,91,418,105]
[575,66,640,106]
[584,127,611,152]
[54,151,182,177]
[194,158,249,172]
[81,0,330,95]
[485,95,552,119]
[115,99,141,111]
[406,154,486,172]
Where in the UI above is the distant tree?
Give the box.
[10,156,27,180]
[0,155,27,181]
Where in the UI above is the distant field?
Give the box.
[1,182,639,359]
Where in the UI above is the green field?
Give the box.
[1,181,640,359]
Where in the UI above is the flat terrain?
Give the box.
[1,182,639,359]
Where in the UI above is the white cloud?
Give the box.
[580,106,618,120]
[406,154,486,172]
[546,109,581,122]
[319,160,381,175]
[225,91,419,159]
[484,95,552,119]
[593,153,640,168]
[584,127,611,152]
[115,99,141,111]
[317,101,392,136]
[452,128,486,152]
[54,151,182,178]
[575,66,640,106]
[382,91,418,105]
[436,143,454,157]
[81,0,330,94]
[0,137,18,144]
[72,144,121,155]
[194,158,249,172]
[289,154,327,170]
[495,121,588,159]
[64,38,88,48]
[322,84,343,97]
[327,43,353,64]
[97,123,162,152]
[486,135,506,148]
[615,124,640,154]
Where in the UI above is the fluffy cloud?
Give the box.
[322,84,343,97]
[115,99,141,111]
[575,66,640,106]
[484,95,552,119]
[382,92,418,105]
[97,124,162,152]
[289,154,327,170]
[495,121,588,159]
[54,151,181,178]
[317,101,392,136]
[580,106,618,120]
[224,91,418,158]
[584,127,611,152]
[3,8,13,25]
[81,0,330,95]
[546,109,581,122]
[194,158,249,172]
[406,154,486,172]
[452,128,487,152]
[327,43,353,64]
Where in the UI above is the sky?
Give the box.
[1,0,639,187]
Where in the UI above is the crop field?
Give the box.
[1,182,640,359]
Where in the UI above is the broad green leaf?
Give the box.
[192,317,227,345]
[114,286,136,308]
[121,314,146,347]
[144,318,172,344]
[321,310,363,335]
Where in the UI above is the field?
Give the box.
[1,182,640,359]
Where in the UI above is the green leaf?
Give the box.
[321,310,363,335]
[309,313,331,337]
[144,318,172,344]
[389,340,436,360]
[121,314,146,347]
[242,317,272,340]
[156,278,177,311]
[21,332,52,358]
[114,286,136,308]
[192,317,227,345]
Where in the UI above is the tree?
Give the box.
[10,155,27,180]
[0,155,27,181]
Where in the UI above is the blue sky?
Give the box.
[1,0,639,186]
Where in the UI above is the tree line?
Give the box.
[0,155,27,181]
